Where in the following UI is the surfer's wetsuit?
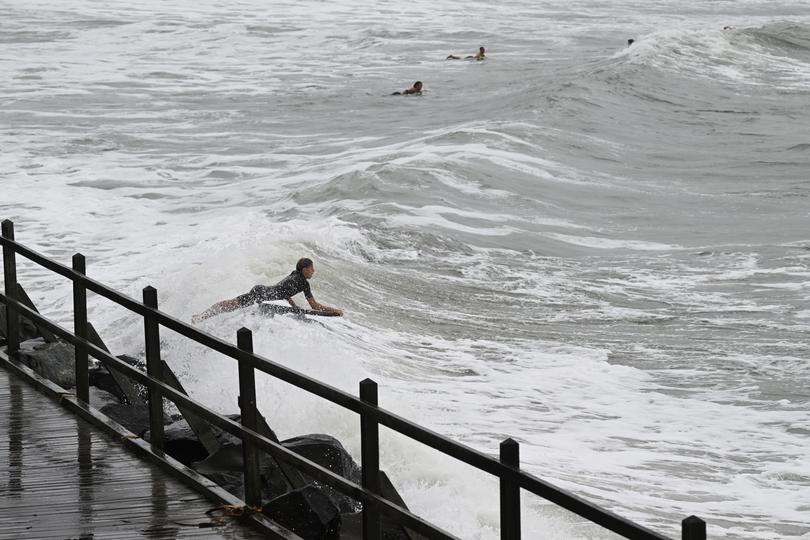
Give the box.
[236,271,312,307]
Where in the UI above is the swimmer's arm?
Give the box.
[307,296,343,316]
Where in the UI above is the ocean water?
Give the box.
[2,0,809,538]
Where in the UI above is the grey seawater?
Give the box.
[2,1,809,538]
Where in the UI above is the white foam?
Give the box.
[628,23,810,90]
[542,233,678,251]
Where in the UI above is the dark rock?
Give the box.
[83,324,141,405]
[0,305,41,343]
[283,434,361,482]
[153,417,208,466]
[100,403,172,436]
[89,366,127,402]
[192,442,248,498]
[192,438,290,502]
[146,413,246,464]
[13,284,59,342]
[192,432,362,512]
[211,413,252,447]
[145,415,240,468]
[148,412,285,470]
[17,338,76,388]
[262,484,341,540]
[88,385,123,409]
[339,512,362,539]
[157,359,223,456]
[282,434,362,513]
[107,354,147,404]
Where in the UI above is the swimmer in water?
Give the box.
[447,46,486,61]
[392,81,423,95]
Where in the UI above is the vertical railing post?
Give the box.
[360,378,381,540]
[500,438,521,540]
[682,516,706,540]
[143,286,163,451]
[237,327,261,508]
[72,254,89,403]
[2,220,19,354]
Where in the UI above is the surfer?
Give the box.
[446,46,486,61]
[392,81,423,95]
[191,258,343,322]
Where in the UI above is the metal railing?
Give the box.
[0,219,708,540]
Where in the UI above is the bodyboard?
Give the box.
[258,303,339,317]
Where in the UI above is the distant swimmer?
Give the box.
[627,38,635,46]
[392,80,423,95]
[191,258,343,322]
[447,46,486,61]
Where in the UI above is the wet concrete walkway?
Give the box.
[0,367,270,540]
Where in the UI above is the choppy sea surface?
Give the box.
[2,0,809,538]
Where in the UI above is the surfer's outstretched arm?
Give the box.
[307,296,343,316]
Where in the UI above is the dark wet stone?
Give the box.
[192,440,290,502]
[282,434,362,513]
[89,366,127,402]
[0,305,41,343]
[99,403,172,436]
[262,484,341,540]
[17,339,75,388]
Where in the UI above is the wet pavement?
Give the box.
[0,367,271,539]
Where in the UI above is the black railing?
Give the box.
[0,219,708,540]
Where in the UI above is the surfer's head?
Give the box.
[296,257,315,278]
[413,81,423,91]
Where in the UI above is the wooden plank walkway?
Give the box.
[0,367,272,540]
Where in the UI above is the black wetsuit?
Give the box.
[236,271,312,307]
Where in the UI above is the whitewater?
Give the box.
[2,0,809,538]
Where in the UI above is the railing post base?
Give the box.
[144,286,164,451]
[360,378,381,540]
[682,515,706,540]
[73,254,89,403]
[500,438,521,540]
[237,327,261,508]
[2,220,19,355]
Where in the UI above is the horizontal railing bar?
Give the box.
[0,292,460,540]
[0,236,73,280]
[0,236,673,539]
[517,472,667,540]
